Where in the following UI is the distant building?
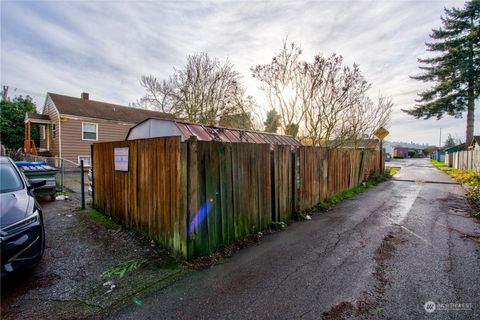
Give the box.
[434,149,445,162]
[24,92,171,166]
[393,146,424,159]
[393,147,409,158]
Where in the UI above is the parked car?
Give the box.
[0,156,46,276]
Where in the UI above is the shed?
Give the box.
[469,136,480,150]
[435,149,445,162]
[445,144,466,154]
[126,118,302,149]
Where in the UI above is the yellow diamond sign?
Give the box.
[374,127,389,141]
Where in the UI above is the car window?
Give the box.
[0,163,24,193]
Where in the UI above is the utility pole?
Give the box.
[439,128,442,148]
[2,86,8,100]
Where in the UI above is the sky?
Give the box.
[1,0,478,146]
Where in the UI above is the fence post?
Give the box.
[61,158,65,192]
[90,144,94,208]
[80,160,85,209]
[292,148,300,215]
[379,140,383,172]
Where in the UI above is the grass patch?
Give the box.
[431,159,480,217]
[386,167,400,176]
[431,159,480,185]
[87,209,121,229]
[296,168,397,218]
[101,258,148,278]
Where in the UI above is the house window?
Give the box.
[78,155,91,167]
[82,122,98,141]
[52,124,56,139]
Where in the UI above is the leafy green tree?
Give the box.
[263,109,281,133]
[444,133,458,148]
[403,1,480,146]
[219,112,254,130]
[0,96,38,150]
[285,123,299,137]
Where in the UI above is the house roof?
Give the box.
[445,143,466,153]
[128,117,302,148]
[47,93,171,124]
[26,112,51,121]
[470,136,480,146]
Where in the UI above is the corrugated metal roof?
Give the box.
[174,120,300,148]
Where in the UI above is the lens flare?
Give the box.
[187,202,213,235]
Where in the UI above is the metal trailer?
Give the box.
[16,161,58,201]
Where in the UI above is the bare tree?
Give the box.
[346,95,393,148]
[251,42,317,136]
[134,53,252,126]
[303,55,372,146]
[253,41,392,146]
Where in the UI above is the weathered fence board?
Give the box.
[272,145,294,222]
[93,137,383,259]
[450,149,480,173]
[92,137,185,256]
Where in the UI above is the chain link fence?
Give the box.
[23,155,88,199]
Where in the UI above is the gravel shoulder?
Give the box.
[1,196,182,320]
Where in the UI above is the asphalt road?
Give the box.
[111,159,480,320]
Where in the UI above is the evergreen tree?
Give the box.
[444,133,457,148]
[263,109,281,133]
[0,95,39,150]
[219,112,254,130]
[403,1,480,146]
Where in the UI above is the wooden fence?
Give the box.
[449,150,480,172]
[296,147,381,211]
[92,137,383,259]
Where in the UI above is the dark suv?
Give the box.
[1,156,46,276]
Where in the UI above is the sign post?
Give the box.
[374,127,390,172]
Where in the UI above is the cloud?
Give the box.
[1,0,475,145]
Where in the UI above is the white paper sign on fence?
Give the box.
[114,147,129,172]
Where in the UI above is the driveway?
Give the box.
[110,158,480,319]
[1,196,180,319]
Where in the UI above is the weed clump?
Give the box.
[431,159,480,217]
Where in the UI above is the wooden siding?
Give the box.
[93,137,384,260]
[42,96,60,156]
[60,115,133,163]
[39,124,48,150]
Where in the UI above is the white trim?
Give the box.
[41,125,46,140]
[61,113,134,126]
[81,122,98,141]
[77,155,91,167]
[47,126,50,151]
[46,95,62,158]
